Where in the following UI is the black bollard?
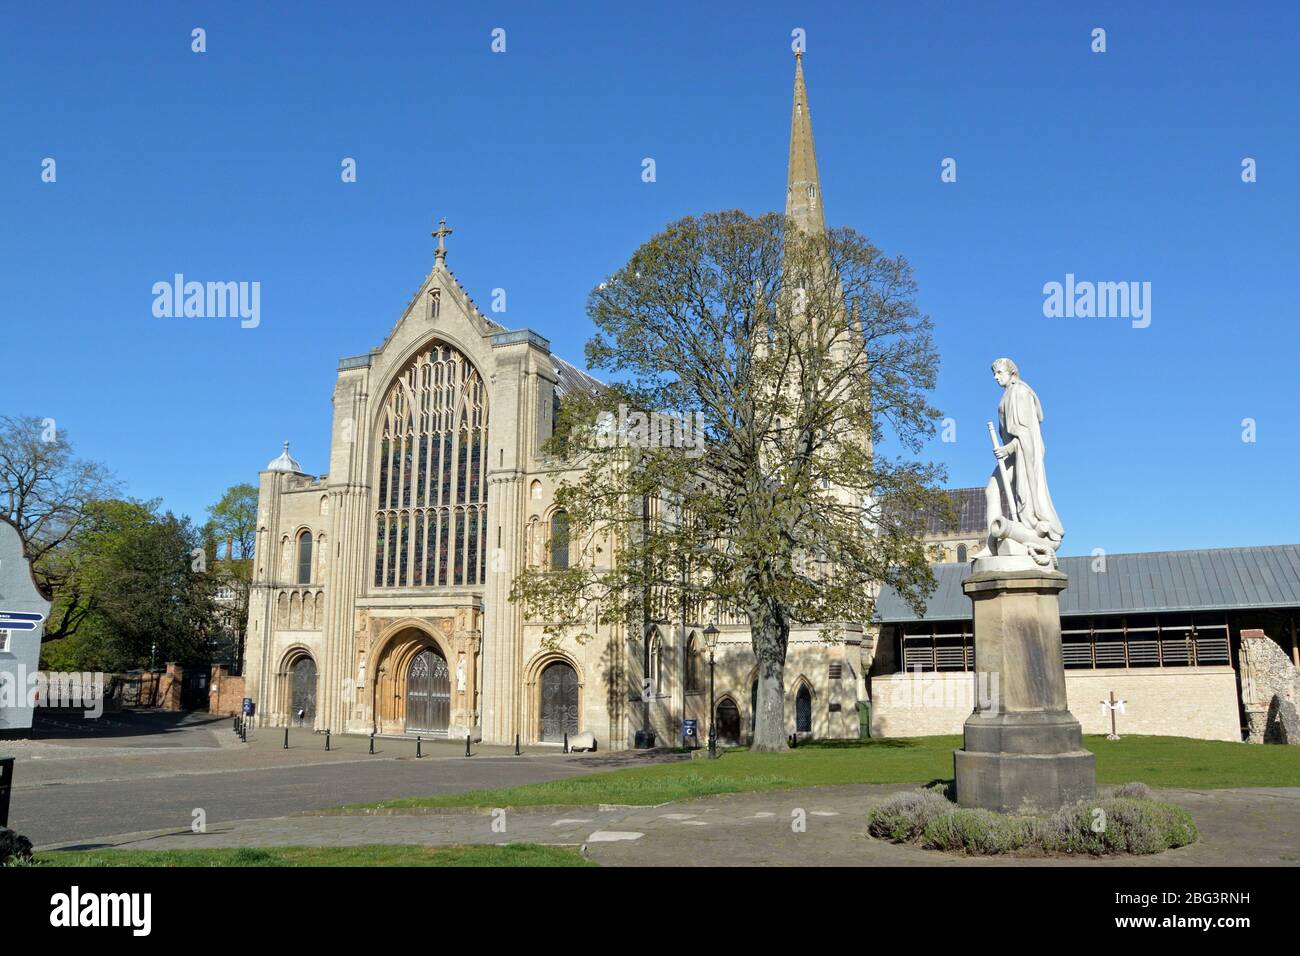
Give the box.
[232,716,238,734]
[416,735,422,758]
[369,732,375,755]
[283,726,289,750]
[465,734,471,757]
[514,733,521,756]
[563,732,569,754]
[240,719,247,743]
[325,729,331,752]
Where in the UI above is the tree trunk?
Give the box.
[749,603,789,752]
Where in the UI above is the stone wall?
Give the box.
[870,667,1241,742]
[1239,628,1300,743]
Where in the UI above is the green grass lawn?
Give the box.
[30,844,592,868]
[340,735,1300,812]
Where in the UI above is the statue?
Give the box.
[456,656,466,693]
[974,357,1064,568]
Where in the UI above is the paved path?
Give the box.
[42,783,1300,866]
[5,711,658,846]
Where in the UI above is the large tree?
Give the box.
[512,211,947,750]
[205,482,258,670]
[0,415,118,641]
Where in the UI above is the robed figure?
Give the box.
[977,358,1064,565]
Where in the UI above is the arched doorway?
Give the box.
[406,647,450,735]
[716,697,741,746]
[795,684,813,735]
[539,661,579,742]
[290,656,317,725]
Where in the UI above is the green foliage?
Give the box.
[0,414,118,641]
[38,498,219,671]
[510,211,946,749]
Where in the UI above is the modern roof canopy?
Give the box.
[875,544,1300,623]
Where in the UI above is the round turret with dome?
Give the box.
[265,441,304,474]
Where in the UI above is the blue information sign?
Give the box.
[683,719,697,736]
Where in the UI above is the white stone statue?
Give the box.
[974,358,1064,568]
[456,656,466,692]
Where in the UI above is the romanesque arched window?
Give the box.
[296,530,313,584]
[374,339,489,588]
[550,510,570,570]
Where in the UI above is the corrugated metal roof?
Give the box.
[874,544,1300,622]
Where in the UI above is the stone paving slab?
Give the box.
[42,784,1300,867]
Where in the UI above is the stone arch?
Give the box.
[523,649,585,744]
[369,619,456,735]
[714,693,742,746]
[276,645,319,728]
[791,676,815,736]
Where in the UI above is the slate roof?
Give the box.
[875,544,1300,623]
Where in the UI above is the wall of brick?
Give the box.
[208,665,246,716]
[870,667,1241,742]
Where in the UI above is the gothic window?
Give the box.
[795,684,812,734]
[957,544,968,563]
[685,632,703,694]
[296,531,313,584]
[373,339,489,588]
[550,510,571,570]
[649,631,664,697]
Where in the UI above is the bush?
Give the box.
[866,789,953,843]
[1106,781,1154,801]
[922,808,1034,855]
[868,783,1197,857]
[0,829,34,866]
[1036,797,1197,856]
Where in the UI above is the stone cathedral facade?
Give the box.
[242,55,870,749]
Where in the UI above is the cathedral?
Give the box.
[242,54,870,749]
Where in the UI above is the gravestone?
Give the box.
[0,518,50,734]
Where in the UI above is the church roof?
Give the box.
[875,544,1300,622]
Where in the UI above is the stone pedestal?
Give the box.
[954,561,1095,814]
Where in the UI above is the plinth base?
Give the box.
[954,747,1096,815]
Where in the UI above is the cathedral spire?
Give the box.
[786,51,826,235]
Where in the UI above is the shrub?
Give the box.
[0,828,34,866]
[1106,782,1154,801]
[922,808,1034,855]
[867,789,953,843]
[1036,797,1197,856]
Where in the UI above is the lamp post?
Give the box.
[704,623,720,759]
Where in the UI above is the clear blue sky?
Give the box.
[3,2,1296,556]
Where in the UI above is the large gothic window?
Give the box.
[373,339,489,588]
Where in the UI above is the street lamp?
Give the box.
[704,623,720,759]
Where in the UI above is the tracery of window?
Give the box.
[373,339,489,588]
[685,633,703,694]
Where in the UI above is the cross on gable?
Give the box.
[433,217,453,263]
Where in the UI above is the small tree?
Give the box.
[206,482,258,670]
[512,211,946,750]
[0,415,118,641]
